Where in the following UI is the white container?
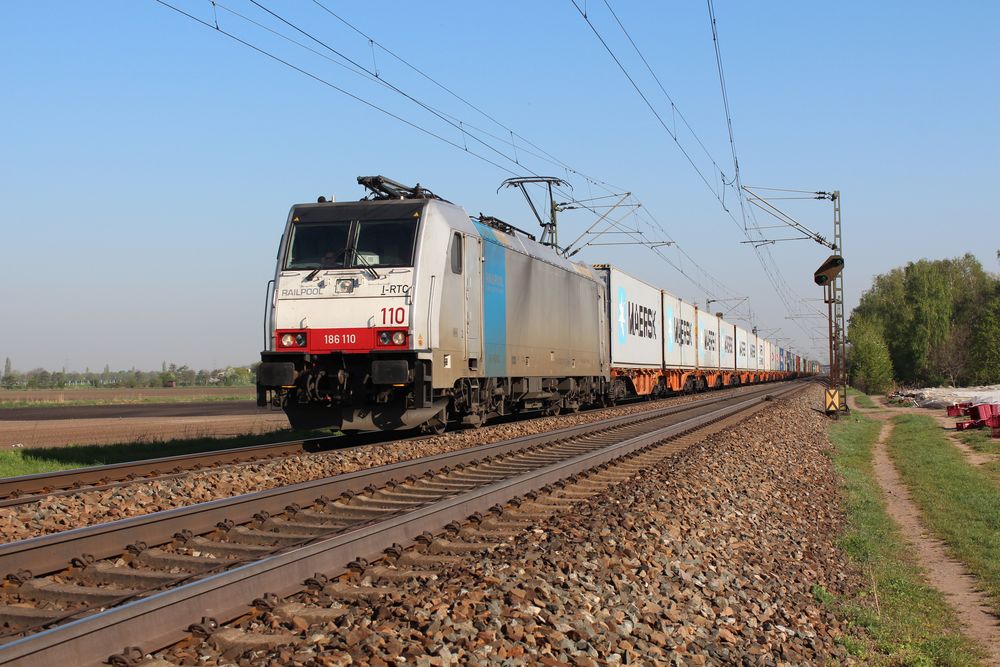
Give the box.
[596,266,663,368]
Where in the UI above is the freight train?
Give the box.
[256,176,817,433]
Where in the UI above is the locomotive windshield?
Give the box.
[284,204,420,270]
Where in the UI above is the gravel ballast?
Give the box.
[0,387,764,544]
[164,387,859,665]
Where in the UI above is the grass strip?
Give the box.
[888,413,1000,611]
[957,428,1000,456]
[0,428,334,478]
[0,394,254,409]
[826,411,983,665]
[847,387,878,409]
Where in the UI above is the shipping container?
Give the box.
[719,319,736,370]
[696,309,722,370]
[663,290,698,368]
[735,326,750,370]
[596,266,662,369]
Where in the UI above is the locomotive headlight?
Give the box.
[378,331,392,345]
[335,278,354,294]
[391,331,406,345]
[279,333,307,348]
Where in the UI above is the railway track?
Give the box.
[0,381,805,666]
[0,383,775,508]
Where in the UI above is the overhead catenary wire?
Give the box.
[308,0,627,196]
[571,0,824,338]
[152,0,522,177]
[567,0,743,235]
[706,0,748,228]
[153,0,750,311]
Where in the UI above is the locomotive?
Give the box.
[256,176,813,433]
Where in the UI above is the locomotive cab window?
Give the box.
[450,232,463,274]
[285,221,352,269]
[353,219,417,268]
[285,216,418,270]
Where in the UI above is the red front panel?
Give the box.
[276,328,375,353]
[275,328,410,354]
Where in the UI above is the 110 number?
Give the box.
[381,307,406,325]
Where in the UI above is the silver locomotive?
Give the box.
[257,176,609,433]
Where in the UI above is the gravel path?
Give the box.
[0,388,760,544]
[164,387,861,666]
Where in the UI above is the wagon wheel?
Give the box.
[422,406,449,436]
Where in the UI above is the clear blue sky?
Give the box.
[1,1,997,371]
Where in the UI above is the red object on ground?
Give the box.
[955,420,980,431]
[947,402,974,417]
[959,403,997,420]
[971,404,999,420]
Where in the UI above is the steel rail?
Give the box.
[0,383,782,579]
[0,383,767,505]
[0,382,804,667]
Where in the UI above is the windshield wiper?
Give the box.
[303,247,349,281]
[352,251,381,280]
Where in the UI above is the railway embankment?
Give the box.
[157,387,862,665]
[0,386,764,544]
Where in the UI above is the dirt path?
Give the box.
[0,413,290,449]
[864,403,1000,664]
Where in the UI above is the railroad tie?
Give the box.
[209,627,298,658]
[78,561,179,589]
[19,577,141,605]
[258,517,345,536]
[226,525,311,547]
[395,550,465,568]
[320,581,395,601]
[361,565,437,583]
[132,548,222,574]
[271,601,349,625]
[0,604,66,629]
[185,536,272,558]
[422,537,497,555]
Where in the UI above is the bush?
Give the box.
[849,317,895,394]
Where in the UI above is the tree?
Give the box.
[1,358,18,389]
[929,326,969,387]
[848,317,895,394]
[970,292,1000,385]
[852,254,997,386]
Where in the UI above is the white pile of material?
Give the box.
[894,384,1000,409]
